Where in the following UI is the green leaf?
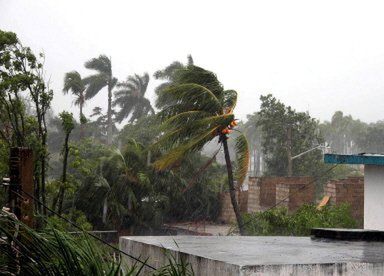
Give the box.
[234,133,249,186]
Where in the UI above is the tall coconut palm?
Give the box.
[153,65,249,235]
[113,73,154,123]
[83,55,117,145]
[63,71,86,135]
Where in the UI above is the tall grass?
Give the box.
[0,210,194,275]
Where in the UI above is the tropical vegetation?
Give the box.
[0,28,376,274]
[242,204,356,236]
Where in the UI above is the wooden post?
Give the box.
[9,147,34,228]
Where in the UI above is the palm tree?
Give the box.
[113,73,154,123]
[153,65,249,235]
[153,55,193,96]
[63,71,86,135]
[83,55,117,145]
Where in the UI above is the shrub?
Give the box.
[243,203,357,236]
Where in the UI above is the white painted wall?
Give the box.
[364,165,384,230]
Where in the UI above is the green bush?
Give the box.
[243,203,357,236]
[46,209,93,232]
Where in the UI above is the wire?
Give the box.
[227,164,339,235]
[10,189,156,271]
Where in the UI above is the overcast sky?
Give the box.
[1,0,384,123]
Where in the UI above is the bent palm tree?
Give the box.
[63,71,86,136]
[153,65,249,235]
[63,71,86,120]
[83,55,117,145]
[113,73,154,123]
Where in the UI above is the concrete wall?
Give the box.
[323,177,364,225]
[365,165,384,230]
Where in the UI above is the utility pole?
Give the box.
[286,126,293,177]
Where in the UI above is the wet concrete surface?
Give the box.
[120,236,384,275]
[164,222,232,236]
[121,236,384,266]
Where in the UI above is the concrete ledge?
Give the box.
[119,236,384,275]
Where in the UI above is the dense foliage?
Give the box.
[0,210,194,275]
[243,204,356,236]
[258,94,324,177]
[0,29,53,214]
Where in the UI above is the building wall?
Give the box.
[365,165,384,230]
[323,177,364,225]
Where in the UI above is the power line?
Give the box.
[10,189,156,271]
[227,164,339,235]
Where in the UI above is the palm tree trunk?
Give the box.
[102,198,108,224]
[222,135,245,235]
[107,85,113,145]
[79,99,84,138]
[57,133,70,215]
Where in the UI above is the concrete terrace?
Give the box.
[120,236,384,275]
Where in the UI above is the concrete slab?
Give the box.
[164,222,232,236]
[119,236,384,275]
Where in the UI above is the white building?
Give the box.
[325,153,384,230]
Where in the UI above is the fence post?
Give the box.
[8,147,35,228]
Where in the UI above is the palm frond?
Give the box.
[83,74,107,99]
[223,89,238,113]
[234,132,250,187]
[153,113,234,153]
[156,83,222,116]
[63,71,84,94]
[114,100,136,123]
[84,55,111,75]
[187,55,194,66]
[161,110,211,129]
[153,61,184,80]
[173,65,224,99]
[153,127,218,170]
[110,77,118,90]
[113,73,153,123]
[154,82,172,97]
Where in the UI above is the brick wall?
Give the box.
[323,177,364,225]
[247,176,314,211]
[247,177,260,213]
[219,176,316,223]
[276,181,315,212]
[218,191,248,223]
